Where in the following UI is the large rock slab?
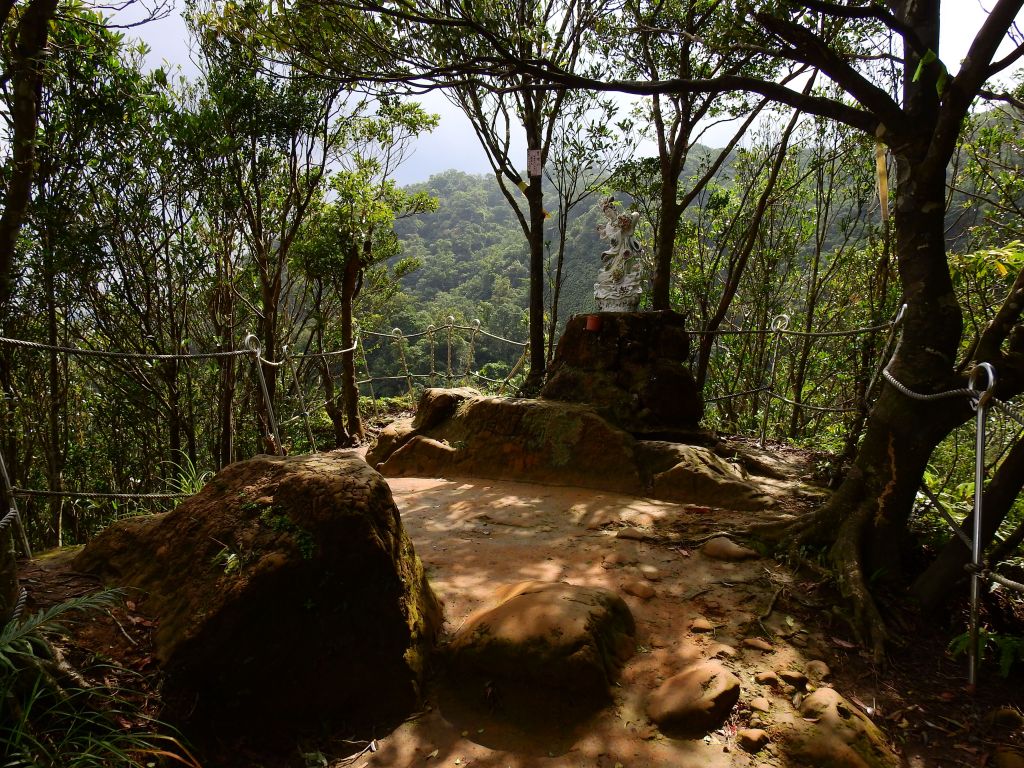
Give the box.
[542,310,703,436]
[369,389,793,510]
[73,452,441,744]
[646,660,741,736]
[370,391,645,495]
[447,580,636,698]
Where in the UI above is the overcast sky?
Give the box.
[120,2,1021,186]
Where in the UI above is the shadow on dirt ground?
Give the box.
[18,472,1024,768]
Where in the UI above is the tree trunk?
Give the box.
[545,216,569,365]
[257,264,281,454]
[780,150,968,655]
[0,521,15,624]
[216,355,236,469]
[651,179,680,312]
[0,0,59,311]
[43,232,66,547]
[0,367,21,621]
[0,0,60,624]
[322,379,349,447]
[211,276,236,470]
[523,168,546,393]
[166,361,182,461]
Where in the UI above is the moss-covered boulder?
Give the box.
[73,451,441,746]
[368,389,796,511]
[785,688,900,768]
[370,391,645,495]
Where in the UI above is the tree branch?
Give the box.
[933,0,1024,175]
[798,0,926,56]
[752,9,905,131]
[978,87,1024,111]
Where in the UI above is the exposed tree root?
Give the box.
[742,514,808,542]
[829,500,889,663]
[744,479,891,662]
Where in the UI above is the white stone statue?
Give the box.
[594,196,643,312]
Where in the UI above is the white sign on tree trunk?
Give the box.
[527,149,542,177]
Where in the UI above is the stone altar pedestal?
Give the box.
[542,310,704,438]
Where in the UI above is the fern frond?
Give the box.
[0,589,124,656]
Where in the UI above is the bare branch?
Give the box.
[978,87,1024,112]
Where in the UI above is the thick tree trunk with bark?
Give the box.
[0,0,59,311]
[748,0,1024,651]
[651,187,680,312]
[780,150,971,655]
[523,169,546,393]
[0,0,61,624]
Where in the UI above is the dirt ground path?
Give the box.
[363,476,841,768]
[19,467,1021,768]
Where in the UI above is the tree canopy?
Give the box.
[212,0,1024,655]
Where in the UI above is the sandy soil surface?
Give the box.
[359,476,841,768]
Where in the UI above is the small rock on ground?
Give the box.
[646,661,740,736]
[708,643,737,658]
[638,563,661,581]
[805,659,831,682]
[702,536,760,560]
[737,728,770,753]
[690,617,715,632]
[622,579,656,599]
[778,669,808,688]
[749,696,771,713]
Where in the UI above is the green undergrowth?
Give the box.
[949,628,1024,677]
[1,590,200,768]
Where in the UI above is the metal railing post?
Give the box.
[0,445,31,557]
[759,314,789,447]
[967,362,995,688]
[245,334,284,456]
